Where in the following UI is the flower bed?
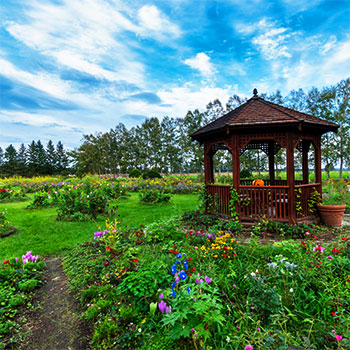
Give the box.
[63,218,350,349]
[0,252,45,348]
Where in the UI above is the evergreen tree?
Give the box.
[35,140,47,175]
[3,144,18,176]
[56,141,69,174]
[26,141,37,176]
[46,140,57,175]
[17,143,27,175]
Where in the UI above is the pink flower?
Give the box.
[335,335,343,341]
[245,345,253,350]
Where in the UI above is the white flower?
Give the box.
[251,272,256,277]
[289,288,294,293]
[226,336,230,343]
[138,328,142,333]
[268,262,278,269]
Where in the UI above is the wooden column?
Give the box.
[204,143,214,184]
[268,141,275,185]
[286,133,296,224]
[231,135,240,189]
[302,140,310,184]
[314,136,322,185]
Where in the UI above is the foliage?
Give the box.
[142,170,162,179]
[252,219,312,239]
[139,189,171,204]
[240,169,252,179]
[128,169,142,178]
[321,179,350,206]
[0,253,45,348]
[0,209,16,238]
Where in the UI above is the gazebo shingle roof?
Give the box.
[191,95,338,140]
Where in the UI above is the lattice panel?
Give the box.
[239,142,281,156]
[239,133,287,149]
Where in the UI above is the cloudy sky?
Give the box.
[0,0,349,149]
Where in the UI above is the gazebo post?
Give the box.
[204,143,214,184]
[231,135,240,189]
[268,141,275,185]
[286,134,296,224]
[302,140,310,184]
[314,136,322,186]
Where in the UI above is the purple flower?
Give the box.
[175,274,180,283]
[158,300,166,314]
[165,306,172,314]
[94,231,102,239]
[245,345,253,350]
[195,278,203,285]
[204,276,212,284]
[327,256,333,259]
[159,293,164,299]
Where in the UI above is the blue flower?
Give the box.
[183,260,188,265]
[176,253,182,258]
[187,286,191,294]
[183,263,189,270]
[180,272,187,280]
[171,264,177,274]
[171,282,177,288]
[176,260,180,264]
[170,289,176,297]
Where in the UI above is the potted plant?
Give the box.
[317,181,347,227]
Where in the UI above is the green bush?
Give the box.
[129,169,142,178]
[139,189,171,204]
[240,169,252,178]
[142,169,162,179]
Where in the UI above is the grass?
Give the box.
[0,193,199,260]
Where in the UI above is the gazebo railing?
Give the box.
[239,179,303,186]
[239,185,289,221]
[206,183,321,222]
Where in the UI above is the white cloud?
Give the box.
[319,35,337,55]
[137,5,181,39]
[272,40,350,92]
[5,0,180,87]
[184,53,215,78]
[236,18,292,60]
[0,110,82,132]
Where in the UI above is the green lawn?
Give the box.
[0,193,198,260]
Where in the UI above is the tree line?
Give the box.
[0,140,69,177]
[73,78,350,178]
[1,78,349,178]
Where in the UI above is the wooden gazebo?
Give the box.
[191,90,339,224]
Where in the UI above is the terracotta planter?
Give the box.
[317,204,346,227]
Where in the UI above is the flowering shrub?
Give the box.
[0,252,45,347]
[0,209,17,238]
[139,189,171,204]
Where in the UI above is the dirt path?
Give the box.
[23,257,90,350]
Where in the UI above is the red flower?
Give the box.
[132,259,139,263]
[169,249,178,254]
[222,254,227,258]
[188,272,192,276]
[191,267,196,272]
[332,248,341,254]
[3,260,9,265]
[185,234,188,237]
[233,253,237,256]
[106,247,111,251]
[188,258,193,262]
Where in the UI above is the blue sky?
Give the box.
[0,0,349,149]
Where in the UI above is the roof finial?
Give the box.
[253,88,258,96]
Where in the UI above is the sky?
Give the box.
[0,0,349,150]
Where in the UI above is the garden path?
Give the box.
[24,257,90,350]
